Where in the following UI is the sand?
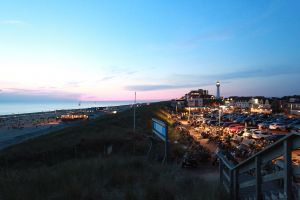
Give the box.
[0,105,131,150]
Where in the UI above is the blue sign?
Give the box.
[152,118,167,141]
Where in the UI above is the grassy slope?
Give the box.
[0,102,228,200]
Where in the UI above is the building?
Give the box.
[185,89,214,107]
[60,114,88,121]
[171,99,186,110]
[250,99,272,114]
[235,100,251,109]
[227,96,272,113]
[231,97,252,108]
[187,98,203,107]
[287,98,300,115]
[250,98,271,109]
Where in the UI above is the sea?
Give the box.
[0,100,161,116]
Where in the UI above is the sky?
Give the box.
[0,0,300,102]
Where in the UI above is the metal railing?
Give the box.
[217,132,300,200]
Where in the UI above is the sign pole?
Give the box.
[152,118,169,164]
[164,125,169,163]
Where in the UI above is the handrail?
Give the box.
[217,132,300,200]
[217,151,235,170]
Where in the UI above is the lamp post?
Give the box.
[133,92,136,133]
[219,108,221,126]
[175,98,178,113]
[188,106,191,122]
[218,105,226,127]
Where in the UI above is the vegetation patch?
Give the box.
[0,102,228,200]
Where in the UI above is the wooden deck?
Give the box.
[217,132,300,200]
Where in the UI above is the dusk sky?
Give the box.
[0,0,300,102]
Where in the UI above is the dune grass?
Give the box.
[0,102,228,200]
[0,156,227,200]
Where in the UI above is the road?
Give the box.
[0,124,68,150]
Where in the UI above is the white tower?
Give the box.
[216,81,220,99]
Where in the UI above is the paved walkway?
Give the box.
[183,163,219,182]
[176,120,220,181]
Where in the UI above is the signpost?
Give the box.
[152,118,168,163]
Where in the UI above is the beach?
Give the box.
[0,104,132,150]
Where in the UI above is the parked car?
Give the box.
[227,123,244,128]
[242,131,252,138]
[258,121,272,129]
[269,123,287,131]
[228,125,245,133]
[222,122,239,127]
[251,130,271,139]
[209,120,219,125]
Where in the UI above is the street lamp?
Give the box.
[219,106,226,126]
[133,92,136,133]
[188,106,191,122]
[218,108,221,126]
[175,98,178,113]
